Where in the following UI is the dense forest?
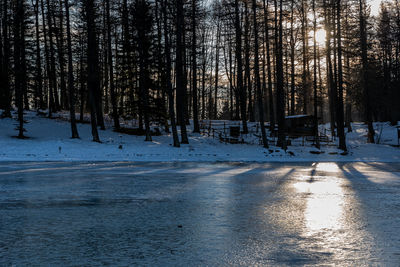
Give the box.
[0,0,399,151]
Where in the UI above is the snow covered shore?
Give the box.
[0,112,399,162]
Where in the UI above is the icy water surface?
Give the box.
[0,162,399,266]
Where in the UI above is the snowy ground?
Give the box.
[1,162,399,266]
[0,111,399,162]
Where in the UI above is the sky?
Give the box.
[370,0,382,16]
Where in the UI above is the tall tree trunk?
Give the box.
[46,0,59,115]
[344,22,352,133]
[106,0,120,130]
[56,1,68,110]
[86,0,100,142]
[214,21,220,120]
[1,0,11,117]
[120,0,129,118]
[79,37,85,122]
[41,0,50,114]
[317,45,324,123]
[261,28,267,122]
[290,1,295,115]
[336,0,347,151]
[33,0,44,110]
[359,0,375,143]
[263,0,275,133]
[192,0,200,133]
[65,0,79,138]
[301,0,309,114]
[253,0,269,148]
[155,0,168,133]
[162,0,180,147]
[223,35,235,120]
[244,1,254,122]
[183,24,190,126]
[228,40,234,120]
[275,0,286,149]
[324,0,336,137]
[21,28,28,110]
[201,29,207,120]
[176,0,189,144]
[102,5,109,115]
[13,0,25,138]
[135,0,152,142]
[235,0,248,134]
[312,0,320,148]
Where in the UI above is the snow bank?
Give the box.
[0,111,399,162]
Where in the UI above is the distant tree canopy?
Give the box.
[0,0,399,150]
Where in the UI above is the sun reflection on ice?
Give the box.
[294,163,345,234]
[304,183,344,233]
[316,162,340,172]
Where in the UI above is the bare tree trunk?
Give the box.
[86,0,100,142]
[289,1,295,115]
[359,0,375,143]
[223,35,235,120]
[324,0,336,137]
[301,0,309,114]
[253,0,269,148]
[33,0,44,110]
[263,0,275,133]
[106,0,120,130]
[317,45,324,123]
[244,1,254,122]
[135,0,152,142]
[191,0,200,133]
[201,29,207,120]
[56,1,68,110]
[40,0,51,115]
[1,0,11,117]
[336,0,347,151]
[228,40,234,120]
[275,0,286,149]
[183,22,190,126]
[21,26,28,111]
[162,0,180,147]
[176,0,189,144]
[235,0,248,134]
[79,37,85,123]
[65,0,79,139]
[214,21,220,120]
[46,0,59,113]
[13,0,26,138]
[312,0,320,148]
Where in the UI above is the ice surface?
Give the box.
[0,162,399,266]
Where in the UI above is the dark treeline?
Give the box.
[1,0,399,150]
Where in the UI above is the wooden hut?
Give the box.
[285,115,316,137]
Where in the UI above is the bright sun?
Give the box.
[315,29,327,45]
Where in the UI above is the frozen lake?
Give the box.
[0,162,399,266]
